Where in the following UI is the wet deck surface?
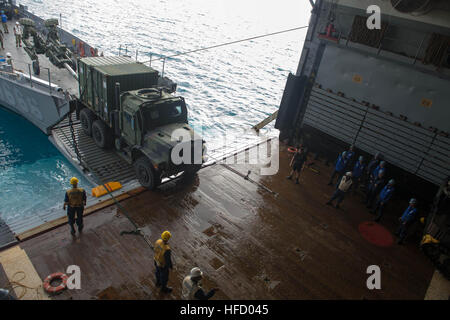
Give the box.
[5,144,436,299]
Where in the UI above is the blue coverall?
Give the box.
[350,160,365,192]
[365,175,385,207]
[328,153,348,185]
[371,165,385,180]
[396,205,417,243]
[372,185,395,221]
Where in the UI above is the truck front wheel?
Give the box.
[134,157,160,190]
[92,120,113,149]
[80,108,96,136]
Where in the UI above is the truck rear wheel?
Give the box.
[80,108,96,136]
[134,157,160,190]
[92,120,113,149]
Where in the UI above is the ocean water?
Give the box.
[0,107,92,224]
[23,0,311,145]
[1,0,310,222]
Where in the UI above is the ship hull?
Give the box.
[0,73,70,135]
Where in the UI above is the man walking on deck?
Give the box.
[182,267,219,300]
[1,11,8,34]
[287,145,307,184]
[63,177,86,236]
[154,231,173,293]
[13,22,22,47]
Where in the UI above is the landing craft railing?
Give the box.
[10,58,57,94]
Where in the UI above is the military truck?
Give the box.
[75,56,205,189]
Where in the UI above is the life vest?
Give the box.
[154,239,170,268]
[66,187,85,207]
[182,276,200,300]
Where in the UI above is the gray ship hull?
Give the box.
[0,71,70,134]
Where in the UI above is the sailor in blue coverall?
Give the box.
[350,156,365,194]
[365,170,385,208]
[371,179,395,222]
[345,145,355,169]
[395,198,418,244]
[364,152,381,186]
[371,160,386,181]
[328,151,348,186]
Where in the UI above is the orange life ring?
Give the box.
[90,47,95,56]
[288,146,297,153]
[43,272,68,294]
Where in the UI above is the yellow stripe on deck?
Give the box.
[0,245,50,300]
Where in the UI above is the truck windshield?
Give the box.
[143,101,187,130]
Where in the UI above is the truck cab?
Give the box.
[117,88,205,188]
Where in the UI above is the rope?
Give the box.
[6,271,43,300]
[140,25,309,64]
[68,111,82,164]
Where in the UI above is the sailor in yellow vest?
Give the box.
[63,177,87,236]
[182,267,218,300]
[154,231,173,293]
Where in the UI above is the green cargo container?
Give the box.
[78,56,159,125]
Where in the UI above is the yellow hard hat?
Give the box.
[161,231,171,241]
[70,177,79,185]
[420,217,425,224]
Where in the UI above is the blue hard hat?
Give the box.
[388,179,395,185]
[359,156,364,161]
[409,198,417,204]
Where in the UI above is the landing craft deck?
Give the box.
[50,115,137,185]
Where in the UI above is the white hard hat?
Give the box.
[16,21,19,25]
[346,171,352,177]
[6,52,11,57]
[190,267,203,278]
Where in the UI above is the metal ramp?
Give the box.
[0,217,18,250]
[50,115,137,185]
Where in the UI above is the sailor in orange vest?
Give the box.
[63,177,86,236]
[154,231,173,293]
